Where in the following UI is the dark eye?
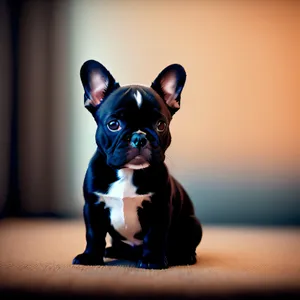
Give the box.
[107,120,121,132]
[157,120,167,132]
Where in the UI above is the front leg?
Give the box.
[138,195,171,269]
[73,201,110,265]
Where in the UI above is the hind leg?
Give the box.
[105,239,143,262]
[167,215,202,266]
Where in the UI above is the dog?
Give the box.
[72,60,202,269]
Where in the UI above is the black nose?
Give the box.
[130,132,148,149]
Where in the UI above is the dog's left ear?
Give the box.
[151,64,186,115]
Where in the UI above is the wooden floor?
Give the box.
[0,218,299,299]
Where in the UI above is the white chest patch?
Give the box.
[96,169,152,246]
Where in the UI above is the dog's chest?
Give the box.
[97,169,152,246]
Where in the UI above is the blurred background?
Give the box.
[0,0,299,225]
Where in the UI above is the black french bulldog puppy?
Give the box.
[72,60,202,269]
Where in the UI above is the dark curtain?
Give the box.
[0,0,75,218]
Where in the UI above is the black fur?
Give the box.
[73,61,202,269]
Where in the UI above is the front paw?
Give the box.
[72,253,104,266]
[137,257,168,270]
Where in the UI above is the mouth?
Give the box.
[124,155,150,170]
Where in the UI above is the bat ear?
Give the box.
[80,60,120,117]
[151,64,186,115]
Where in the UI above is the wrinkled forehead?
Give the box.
[97,85,171,120]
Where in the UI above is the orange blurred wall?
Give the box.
[69,0,300,178]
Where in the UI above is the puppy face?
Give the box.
[80,60,186,170]
[94,86,172,169]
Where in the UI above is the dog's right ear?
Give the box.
[80,60,120,117]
